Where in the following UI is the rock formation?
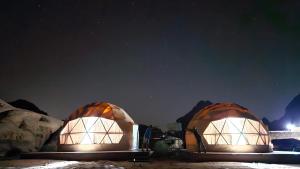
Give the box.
[264,94,300,130]
[0,99,63,157]
[176,101,212,131]
[9,99,48,115]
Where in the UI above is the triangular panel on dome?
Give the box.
[216,134,228,144]
[243,119,258,134]
[65,134,73,144]
[90,118,106,133]
[257,135,265,145]
[100,118,114,132]
[203,134,217,144]
[264,135,269,144]
[259,124,268,134]
[204,123,218,135]
[212,119,226,132]
[80,133,93,144]
[248,119,260,132]
[222,119,240,134]
[109,122,123,133]
[259,134,267,144]
[70,133,85,144]
[237,134,248,145]
[71,119,86,133]
[68,119,80,133]
[60,135,67,144]
[94,133,106,144]
[81,117,98,132]
[221,134,233,144]
[101,134,112,144]
[244,134,259,145]
[108,134,123,144]
[227,117,245,133]
[60,123,69,134]
[229,133,241,144]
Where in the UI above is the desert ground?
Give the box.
[0,160,300,169]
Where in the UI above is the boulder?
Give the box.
[0,99,63,157]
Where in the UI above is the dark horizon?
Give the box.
[1,0,300,128]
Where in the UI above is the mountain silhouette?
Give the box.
[9,99,48,115]
[264,94,300,130]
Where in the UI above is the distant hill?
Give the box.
[9,99,48,115]
[264,94,300,130]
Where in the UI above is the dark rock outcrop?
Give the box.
[176,100,212,148]
[9,99,48,115]
[285,94,300,125]
[176,100,212,133]
[264,94,300,130]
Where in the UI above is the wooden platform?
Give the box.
[182,151,300,164]
[21,151,150,161]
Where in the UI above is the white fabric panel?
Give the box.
[203,117,269,146]
[60,117,124,145]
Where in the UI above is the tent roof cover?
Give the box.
[67,102,134,124]
[188,102,259,123]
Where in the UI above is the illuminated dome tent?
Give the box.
[59,102,138,152]
[185,103,271,153]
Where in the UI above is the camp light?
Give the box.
[286,123,296,131]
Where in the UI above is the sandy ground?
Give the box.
[0,160,300,169]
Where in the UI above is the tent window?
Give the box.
[203,117,269,145]
[60,117,123,145]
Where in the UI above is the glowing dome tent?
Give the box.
[58,102,138,151]
[185,103,271,153]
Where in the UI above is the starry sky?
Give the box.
[1,0,300,128]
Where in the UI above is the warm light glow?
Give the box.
[203,117,269,146]
[60,117,123,145]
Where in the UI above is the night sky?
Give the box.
[1,0,300,128]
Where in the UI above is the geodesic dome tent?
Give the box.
[58,102,137,151]
[185,103,271,153]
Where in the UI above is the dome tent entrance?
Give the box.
[185,103,271,153]
[58,102,138,152]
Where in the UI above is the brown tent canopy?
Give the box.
[58,102,135,152]
[185,103,272,153]
[67,102,134,124]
